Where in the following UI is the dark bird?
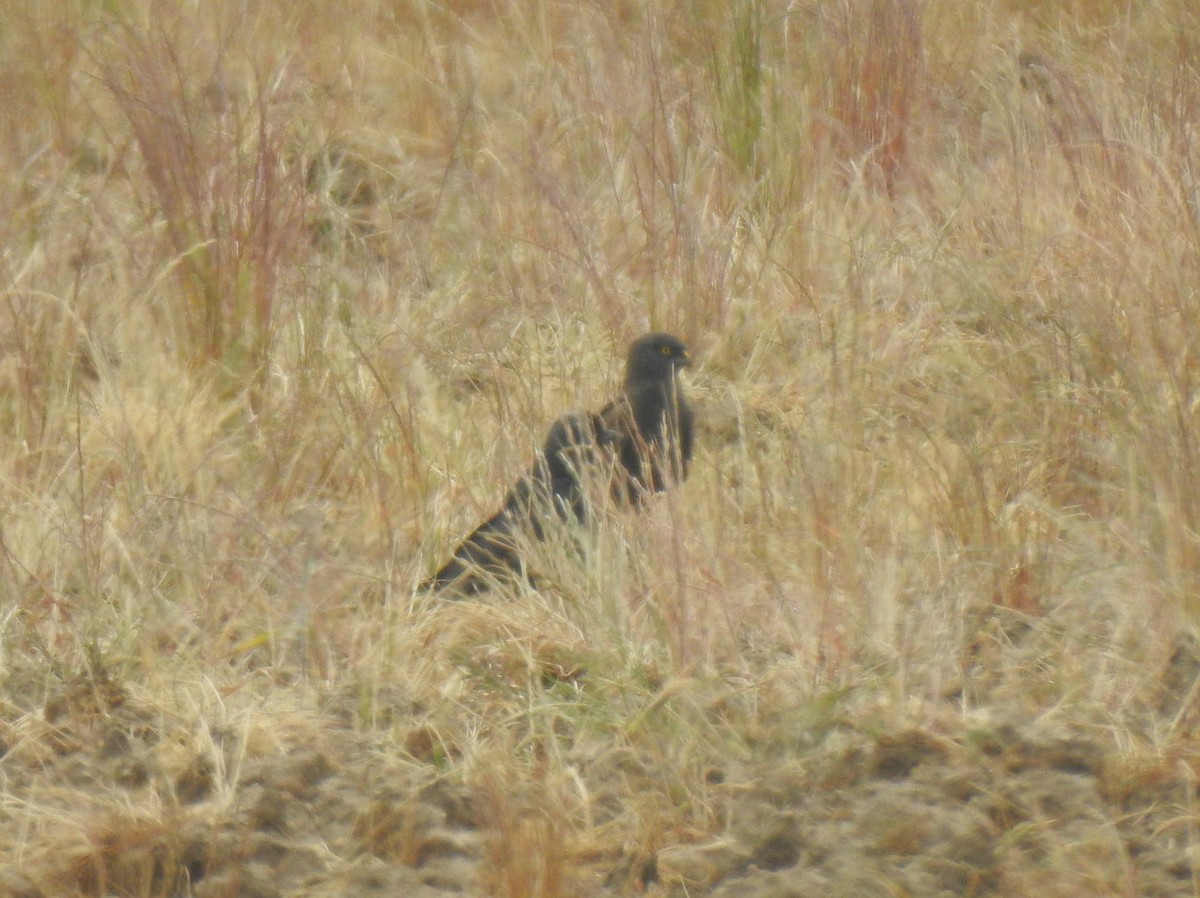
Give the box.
[424,332,694,595]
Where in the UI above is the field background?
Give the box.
[3,1,1200,896]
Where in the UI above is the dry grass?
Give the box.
[3,0,1200,895]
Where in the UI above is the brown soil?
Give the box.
[3,646,1197,898]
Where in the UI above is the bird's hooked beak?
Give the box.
[678,349,692,368]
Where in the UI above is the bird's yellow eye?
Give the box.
[660,345,673,356]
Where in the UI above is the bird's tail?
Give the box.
[420,512,526,596]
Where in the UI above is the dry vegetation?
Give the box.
[2,0,1200,895]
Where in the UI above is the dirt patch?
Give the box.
[676,723,1192,898]
[3,661,1197,898]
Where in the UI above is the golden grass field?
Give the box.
[3,1,1200,895]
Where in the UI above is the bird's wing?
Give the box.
[425,414,607,594]
[596,395,637,445]
[422,512,523,594]
[596,394,659,502]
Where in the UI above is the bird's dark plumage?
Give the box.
[424,332,694,596]
[599,332,694,502]
[423,411,620,594]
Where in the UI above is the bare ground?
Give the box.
[4,632,1197,898]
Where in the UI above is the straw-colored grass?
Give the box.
[3,1,1199,895]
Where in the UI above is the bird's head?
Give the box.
[625,332,691,388]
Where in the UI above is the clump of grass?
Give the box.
[477,764,575,898]
[95,9,306,396]
[811,0,925,196]
[704,0,765,175]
